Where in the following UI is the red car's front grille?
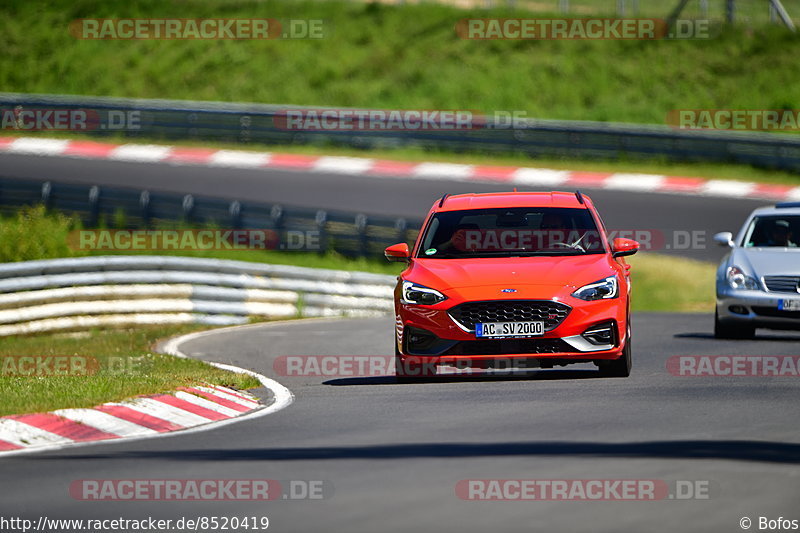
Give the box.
[448,300,571,332]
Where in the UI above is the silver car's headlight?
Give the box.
[401,281,447,305]
[571,276,618,301]
[726,266,759,290]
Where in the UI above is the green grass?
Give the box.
[627,254,714,312]
[0,324,261,417]
[1,0,799,127]
[3,1,799,184]
[0,206,405,274]
[0,207,79,263]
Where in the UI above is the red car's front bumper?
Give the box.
[395,295,628,368]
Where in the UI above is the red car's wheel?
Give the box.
[598,323,631,378]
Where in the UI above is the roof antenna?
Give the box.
[575,190,585,204]
[438,193,450,208]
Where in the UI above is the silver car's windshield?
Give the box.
[742,215,800,248]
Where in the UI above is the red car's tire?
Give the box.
[598,324,632,378]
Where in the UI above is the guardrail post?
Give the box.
[229,200,242,229]
[355,214,369,257]
[240,115,252,143]
[88,186,100,226]
[182,194,195,224]
[270,204,284,249]
[41,181,52,210]
[315,210,328,255]
[394,217,408,245]
[187,112,199,138]
[140,191,151,227]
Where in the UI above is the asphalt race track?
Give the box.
[0,151,772,261]
[0,152,798,532]
[1,315,799,532]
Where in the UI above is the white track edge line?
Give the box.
[0,320,301,457]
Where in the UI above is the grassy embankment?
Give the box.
[1,0,799,183]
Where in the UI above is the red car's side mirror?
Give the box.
[612,238,640,258]
[385,243,410,262]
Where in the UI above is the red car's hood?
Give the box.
[406,255,617,290]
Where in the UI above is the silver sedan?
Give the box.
[714,202,800,338]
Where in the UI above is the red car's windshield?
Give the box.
[416,207,605,258]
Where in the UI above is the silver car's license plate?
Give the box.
[476,321,544,338]
[779,299,800,311]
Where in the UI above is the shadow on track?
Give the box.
[323,368,602,386]
[675,332,800,342]
[56,440,800,465]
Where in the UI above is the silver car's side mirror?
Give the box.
[713,232,734,248]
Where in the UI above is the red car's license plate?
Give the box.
[475,321,544,338]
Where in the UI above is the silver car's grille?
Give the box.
[763,275,800,293]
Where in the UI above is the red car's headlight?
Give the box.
[401,281,447,305]
[571,276,619,301]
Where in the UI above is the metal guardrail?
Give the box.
[378,0,800,26]
[2,92,800,172]
[0,256,396,336]
[0,175,422,258]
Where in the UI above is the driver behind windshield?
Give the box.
[766,220,797,247]
[419,208,603,257]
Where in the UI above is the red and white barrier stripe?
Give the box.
[0,385,261,454]
[2,136,798,201]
